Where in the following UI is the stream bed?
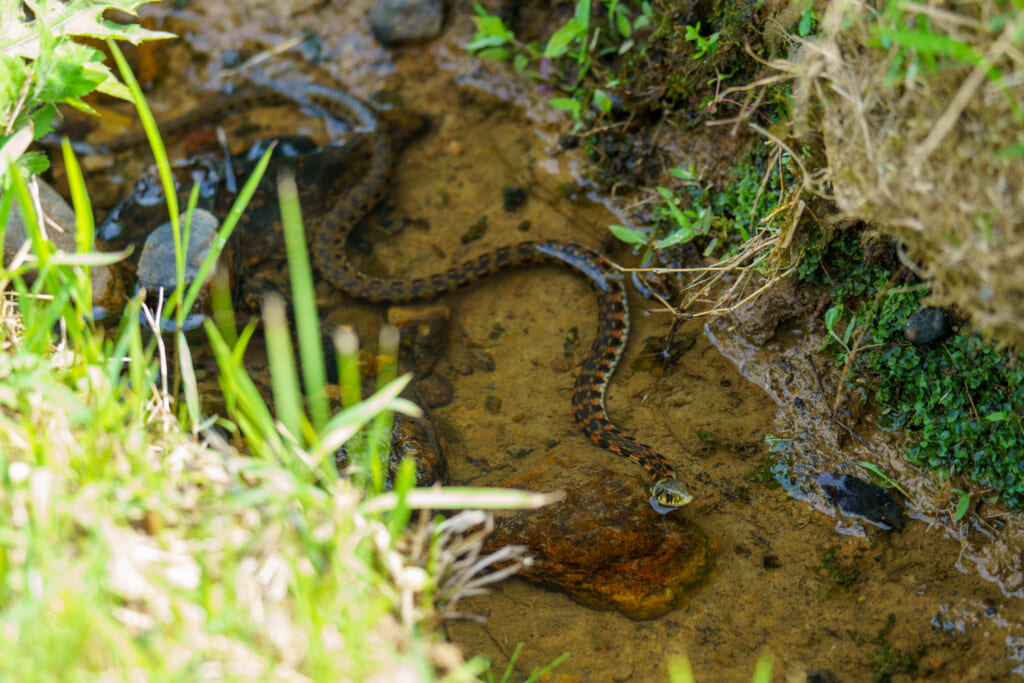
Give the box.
[59,1,1024,679]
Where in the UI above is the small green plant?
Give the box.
[610,153,791,265]
[857,461,910,498]
[0,0,172,177]
[797,0,817,37]
[465,0,658,130]
[684,22,720,60]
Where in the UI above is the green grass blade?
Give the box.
[277,169,329,431]
[181,144,276,321]
[262,292,303,447]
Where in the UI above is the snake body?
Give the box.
[98,82,693,510]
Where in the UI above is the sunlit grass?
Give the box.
[0,42,555,682]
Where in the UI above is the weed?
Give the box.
[857,461,910,499]
[465,0,657,130]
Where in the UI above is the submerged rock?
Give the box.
[814,472,904,530]
[485,449,714,620]
[335,386,448,490]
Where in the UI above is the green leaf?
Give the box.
[593,88,612,114]
[609,224,649,245]
[1,0,174,60]
[654,225,698,249]
[615,11,631,38]
[953,489,971,521]
[543,19,586,58]
[474,46,513,61]
[548,97,581,115]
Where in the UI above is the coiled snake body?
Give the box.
[103,82,693,510]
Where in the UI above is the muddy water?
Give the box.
[82,0,1024,680]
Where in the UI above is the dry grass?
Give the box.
[791,0,1024,347]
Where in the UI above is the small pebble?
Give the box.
[904,307,949,344]
[484,395,502,413]
[450,360,473,376]
[502,186,527,212]
[550,357,572,372]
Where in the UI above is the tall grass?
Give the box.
[0,38,554,681]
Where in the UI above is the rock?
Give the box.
[335,386,447,490]
[814,472,904,530]
[3,177,122,320]
[414,373,454,408]
[903,307,949,344]
[484,449,714,620]
[368,0,444,45]
[136,208,231,327]
[387,303,450,377]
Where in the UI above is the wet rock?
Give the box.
[137,208,232,326]
[387,303,450,376]
[904,307,949,345]
[485,449,714,620]
[369,0,444,45]
[814,472,904,531]
[415,373,454,408]
[335,385,447,490]
[725,275,816,346]
[3,178,121,320]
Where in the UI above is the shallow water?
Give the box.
[69,0,1024,679]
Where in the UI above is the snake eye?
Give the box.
[651,478,694,508]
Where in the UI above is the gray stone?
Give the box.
[3,177,122,319]
[368,0,444,45]
[137,208,224,295]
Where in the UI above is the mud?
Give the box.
[62,0,1024,680]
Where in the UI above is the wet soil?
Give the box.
[65,1,1024,680]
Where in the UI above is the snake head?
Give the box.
[649,478,694,513]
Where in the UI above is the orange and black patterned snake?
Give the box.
[97,81,694,510]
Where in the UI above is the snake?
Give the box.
[92,81,694,511]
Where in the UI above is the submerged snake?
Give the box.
[96,82,694,511]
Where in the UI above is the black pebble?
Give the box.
[904,307,949,344]
[502,186,527,212]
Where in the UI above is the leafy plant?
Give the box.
[0,0,172,177]
[684,22,720,60]
[800,229,1024,510]
[465,0,658,130]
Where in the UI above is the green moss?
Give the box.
[812,547,859,595]
[801,230,1024,510]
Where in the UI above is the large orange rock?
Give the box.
[485,448,714,620]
